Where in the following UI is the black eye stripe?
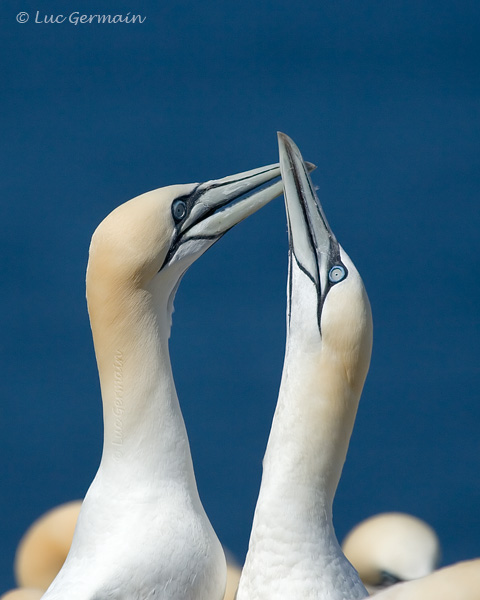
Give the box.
[169,184,209,230]
[161,185,212,270]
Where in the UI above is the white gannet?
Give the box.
[12,499,241,600]
[342,512,440,594]
[236,133,373,600]
[40,163,284,600]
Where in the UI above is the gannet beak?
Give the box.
[163,158,316,270]
[182,156,315,239]
[278,132,344,328]
[162,163,285,269]
[181,163,284,239]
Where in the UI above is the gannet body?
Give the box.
[342,512,440,593]
[41,163,284,600]
[236,134,373,600]
[12,499,241,599]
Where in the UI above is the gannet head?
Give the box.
[278,132,373,396]
[86,163,284,330]
[342,512,441,593]
[88,163,283,288]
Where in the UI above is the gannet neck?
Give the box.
[86,258,196,485]
[263,259,371,501]
[238,266,371,600]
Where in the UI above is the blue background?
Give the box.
[1,0,479,591]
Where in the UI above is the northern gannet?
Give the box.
[236,133,373,600]
[342,512,440,594]
[40,163,284,600]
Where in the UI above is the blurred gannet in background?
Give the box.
[38,163,284,600]
[14,501,82,591]
[224,555,242,600]
[0,591,43,600]
[236,133,373,600]
[8,499,241,600]
[342,514,480,599]
[342,512,440,594]
[373,559,480,600]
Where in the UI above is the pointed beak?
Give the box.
[163,148,316,270]
[278,132,345,332]
[181,155,316,240]
[278,132,340,290]
[180,163,283,239]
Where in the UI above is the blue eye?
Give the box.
[172,199,187,222]
[328,265,346,284]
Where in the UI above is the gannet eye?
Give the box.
[172,199,187,222]
[328,265,346,284]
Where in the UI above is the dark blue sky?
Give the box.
[1,0,480,591]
